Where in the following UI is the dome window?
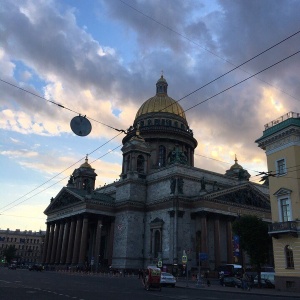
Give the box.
[155,119,160,125]
[148,119,152,126]
[161,119,165,125]
[166,119,172,126]
[140,120,144,127]
[158,145,166,167]
[174,121,178,127]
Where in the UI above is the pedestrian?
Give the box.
[205,270,210,287]
[242,271,250,290]
[207,279,211,287]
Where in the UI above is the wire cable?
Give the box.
[0,79,128,134]
[1,30,299,135]
[0,138,123,213]
[118,0,300,104]
[1,50,299,213]
[184,50,300,113]
[1,31,299,213]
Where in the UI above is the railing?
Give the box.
[268,221,298,238]
[264,111,300,130]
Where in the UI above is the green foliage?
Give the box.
[232,215,271,268]
[2,245,17,263]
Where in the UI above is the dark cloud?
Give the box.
[1,0,299,165]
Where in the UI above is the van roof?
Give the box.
[225,264,242,268]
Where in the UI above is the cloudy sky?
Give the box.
[1,0,299,231]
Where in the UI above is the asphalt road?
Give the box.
[0,268,296,300]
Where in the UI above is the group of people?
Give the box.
[219,269,254,291]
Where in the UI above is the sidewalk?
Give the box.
[175,279,300,298]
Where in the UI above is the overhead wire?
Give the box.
[1,39,299,213]
[0,132,123,212]
[0,144,122,214]
[184,50,300,114]
[254,164,300,177]
[1,23,299,135]
[0,79,128,134]
[1,9,299,215]
[118,0,300,104]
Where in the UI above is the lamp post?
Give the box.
[95,222,102,273]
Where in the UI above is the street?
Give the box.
[0,267,298,300]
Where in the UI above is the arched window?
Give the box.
[158,145,166,167]
[137,155,145,173]
[285,245,294,268]
[154,230,161,258]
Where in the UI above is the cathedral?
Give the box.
[43,76,271,274]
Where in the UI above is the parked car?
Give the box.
[253,272,275,288]
[160,272,176,287]
[220,276,242,288]
[8,264,17,270]
[29,264,44,271]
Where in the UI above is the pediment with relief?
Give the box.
[204,184,270,209]
[44,188,84,214]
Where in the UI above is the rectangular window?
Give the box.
[277,159,286,176]
[285,245,295,269]
[281,198,291,222]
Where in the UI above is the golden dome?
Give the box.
[230,155,243,170]
[135,95,186,119]
[80,155,92,168]
[135,75,186,120]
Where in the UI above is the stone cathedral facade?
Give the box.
[43,76,272,273]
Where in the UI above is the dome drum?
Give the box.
[134,112,188,128]
[122,125,197,148]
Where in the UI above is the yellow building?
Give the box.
[0,229,45,266]
[256,111,300,292]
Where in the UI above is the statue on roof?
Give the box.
[169,146,188,165]
[68,175,74,185]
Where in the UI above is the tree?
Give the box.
[232,215,272,286]
[3,245,17,264]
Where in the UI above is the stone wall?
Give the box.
[112,211,145,269]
